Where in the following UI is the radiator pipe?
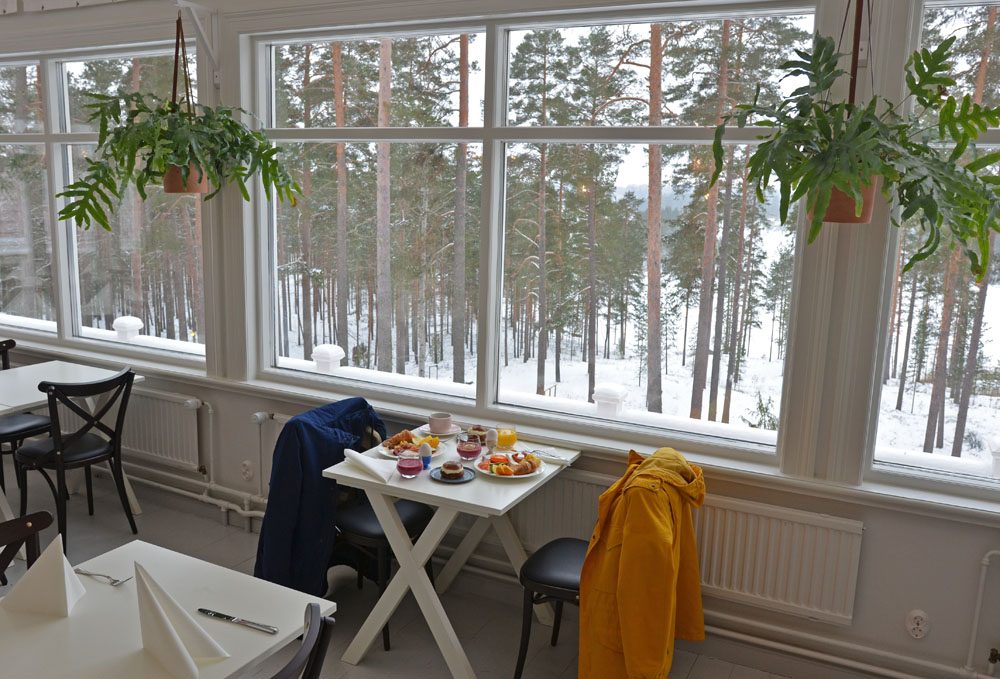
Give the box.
[965,550,1000,674]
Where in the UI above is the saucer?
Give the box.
[415,423,462,437]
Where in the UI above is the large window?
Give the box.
[0,63,54,332]
[262,14,812,446]
[873,3,1000,482]
[60,53,205,354]
[266,34,485,394]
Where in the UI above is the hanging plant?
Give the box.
[711,2,1000,282]
[57,14,299,231]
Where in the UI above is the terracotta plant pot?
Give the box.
[162,163,209,194]
[821,178,877,224]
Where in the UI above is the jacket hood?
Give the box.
[629,448,706,507]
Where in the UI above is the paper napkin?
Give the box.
[1,534,85,617]
[345,448,396,482]
[517,446,571,466]
[135,562,229,679]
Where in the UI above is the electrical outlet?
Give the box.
[906,609,930,639]
[240,460,254,482]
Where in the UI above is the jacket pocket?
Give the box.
[591,560,624,652]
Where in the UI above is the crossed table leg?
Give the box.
[340,489,553,678]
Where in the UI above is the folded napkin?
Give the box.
[135,562,229,679]
[1,534,85,617]
[345,448,396,482]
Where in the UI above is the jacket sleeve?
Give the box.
[254,424,304,587]
[616,483,678,679]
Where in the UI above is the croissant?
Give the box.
[512,458,538,475]
[386,430,413,447]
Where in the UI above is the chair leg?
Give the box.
[551,600,564,646]
[17,463,28,517]
[513,587,534,679]
[377,545,390,651]
[110,459,138,534]
[0,443,6,493]
[55,470,68,553]
[85,466,94,516]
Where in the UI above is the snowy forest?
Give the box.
[1,6,999,474]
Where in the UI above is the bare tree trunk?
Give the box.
[953,233,994,456]
[691,19,730,419]
[923,251,959,452]
[890,243,904,378]
[453,34,469,384]
[536,143,549,394]
[646,23,663,413]
[334,42,349,365]
[587,186,597,403]
[896,270,917,411]
[709,147,735,420]
[375,39,393,372]
[723,155,749,423]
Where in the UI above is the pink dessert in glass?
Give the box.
[396,451,422,479]
[456,433,482,462]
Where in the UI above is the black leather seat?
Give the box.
[0,340,52,493]
[16,433,112,465]
[514,537,589,679]
[336,499,433,540]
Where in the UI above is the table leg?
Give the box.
[492,514,554,626]
[435,516,491,594]
[341,497,470,677]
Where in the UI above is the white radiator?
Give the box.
[510,469,864,626]
[57,388,202,472]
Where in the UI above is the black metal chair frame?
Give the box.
[16,367,137,551]
[0,510,53,586]
[0,340,51,493]
[513,543,585,679]
[270,602,336,679]
[334,426,434,652]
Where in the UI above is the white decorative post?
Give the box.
[312,344,346,374]
[112,315,143,342]
[593,383,627,418]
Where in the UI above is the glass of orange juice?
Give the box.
[496,425,517,451]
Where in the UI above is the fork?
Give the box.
[74,567,133,587]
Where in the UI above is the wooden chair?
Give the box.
[270,602,335,679]
[513,537,589,679]
[15,368,137,552]
[0,511,53,586]
[0,340,51,493]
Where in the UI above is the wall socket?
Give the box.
[906,609,930,639]
[240,460,254,482]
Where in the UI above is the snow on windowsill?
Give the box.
[875,446,994,479]
[0,313,57,333]
[276,356,474,399]
[78,326,205,356]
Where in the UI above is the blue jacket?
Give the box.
[254,398,386,596]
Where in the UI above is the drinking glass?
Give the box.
[396,451,422,479]
[456,433,482,462]
[496,425,517,451]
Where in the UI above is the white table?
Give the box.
[324,441,580,679]
[0,360,144,519]
[0,540,335,678]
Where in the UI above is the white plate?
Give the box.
[474,454,545,479]
[377,442,443,459]
[415,423,463,437]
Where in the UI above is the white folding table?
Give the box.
[0,540,335,678]
[323,441,580,679]
[0,360,144,521]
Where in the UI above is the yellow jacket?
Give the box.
[579,448,706,679]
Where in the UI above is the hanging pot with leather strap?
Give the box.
[162,13,209,194]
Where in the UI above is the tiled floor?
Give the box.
[1,459,790,678]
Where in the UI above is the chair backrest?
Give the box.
[0,511,53,583]
[39,367,135,464]
[0,339,14,370]
[271,603,335,679]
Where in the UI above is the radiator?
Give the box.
[510,469,864,626]
[57,388,202,472]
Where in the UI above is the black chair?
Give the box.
[15,367,137,552]
[334,427,435,651]
[270,603,335,679]
[0,340,51,493]
[0,510,53,586]
[513,537,589,679]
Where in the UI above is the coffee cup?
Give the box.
[427,412,453,434]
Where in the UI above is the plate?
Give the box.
[429,466,475,484]
[377,439,443,459]
[474,454,545,479]
[415,423,463,437]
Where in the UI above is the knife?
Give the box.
[198,607,279,634]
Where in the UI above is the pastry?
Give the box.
[468,424,488,444]
[441,460,465,480]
